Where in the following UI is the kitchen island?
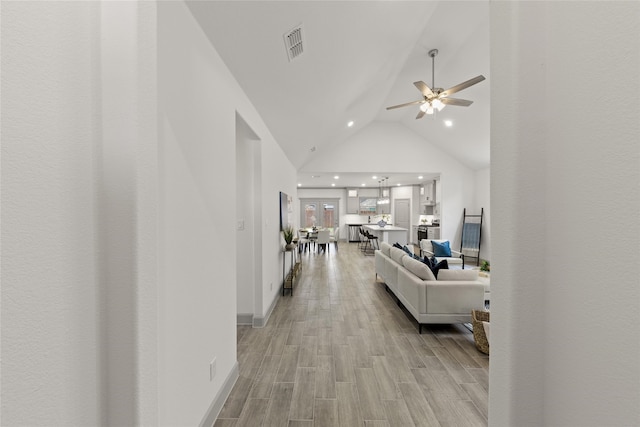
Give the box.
[363,224,408,246]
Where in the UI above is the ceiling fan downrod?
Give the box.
[428,49,438,90]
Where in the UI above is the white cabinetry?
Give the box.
[420,181,435,205]
[427,227,441,240]
[346,189,358,214]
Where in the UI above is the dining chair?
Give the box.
[330,226,339,250]
[297,229,311,253]
[315,229,331,253]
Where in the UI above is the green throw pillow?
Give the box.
[432,240,452,257]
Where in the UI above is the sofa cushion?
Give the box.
[380,242,392,257]
[437,269,479,281]
[390,247,407,264]
[432,240,452,257]
[402,256,436,281]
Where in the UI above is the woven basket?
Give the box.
[472,310,490,355]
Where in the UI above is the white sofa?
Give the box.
[419,239,464,268]
[375,242,485,332]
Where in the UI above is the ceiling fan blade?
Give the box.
[415,109,426,120]
[440,75,485,97]
[386,99,425,110]
[413,81,434,98]
[440,97,474,107]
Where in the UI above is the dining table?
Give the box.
[298,227,331,252]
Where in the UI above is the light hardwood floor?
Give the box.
[214,242,489,427]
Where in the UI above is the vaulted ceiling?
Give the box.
[187,1,489,188]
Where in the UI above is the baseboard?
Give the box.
[199,362,239,427]
[237,313,253,325]
[253,291,280,328]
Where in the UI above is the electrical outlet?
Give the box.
[210,358,216,381]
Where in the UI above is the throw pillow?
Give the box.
[431,259,449,278]
[422,256,434,269]
[421,256,448,278]
[432,240,452,257]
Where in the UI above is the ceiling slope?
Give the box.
[187,1,489,178]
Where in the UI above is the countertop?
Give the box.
[363,225,407,231]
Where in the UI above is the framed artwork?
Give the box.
[280,191,293,230]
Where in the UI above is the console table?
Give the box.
[282,244,301,296]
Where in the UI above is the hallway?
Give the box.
[215,243,489,426]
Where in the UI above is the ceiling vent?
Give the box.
[284,24,304,62]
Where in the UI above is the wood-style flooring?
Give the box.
[214,241,489,426]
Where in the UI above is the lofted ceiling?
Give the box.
[187,1,490,188]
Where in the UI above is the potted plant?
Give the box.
[283,226,296,250]
[479,260,490,277]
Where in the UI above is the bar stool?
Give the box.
[359,227,368,251]
[365,230,379,250]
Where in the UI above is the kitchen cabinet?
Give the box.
[347,190,359,214]
[420,181,435,205]
[377,200,390,215]
[427,226,440,240]
[359,197,378,215]
[435,180,441,203]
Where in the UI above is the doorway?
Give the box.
[394,198,411,235]
[300,199,339,230]
[235,114,261,326]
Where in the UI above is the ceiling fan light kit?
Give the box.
[386,48,485,120]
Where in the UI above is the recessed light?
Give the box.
[418,176,423,179]
[298,183,302,187]
[361,183,366,186]
[347,121,354,127]
[444,120,453,127]
[334,175,339,179]
[372,175,377,180]
[331,183,335,187]
[397,183,401,186]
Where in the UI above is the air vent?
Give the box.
[284,24,304,62]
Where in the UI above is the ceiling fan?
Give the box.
[386,49,485,119]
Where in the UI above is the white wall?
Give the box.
[1,1,297,425]
[490,2,640,426]
[2,2,159,425]
[304,122,477,249]
[1,3,101,425]
[159,2,296,423]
